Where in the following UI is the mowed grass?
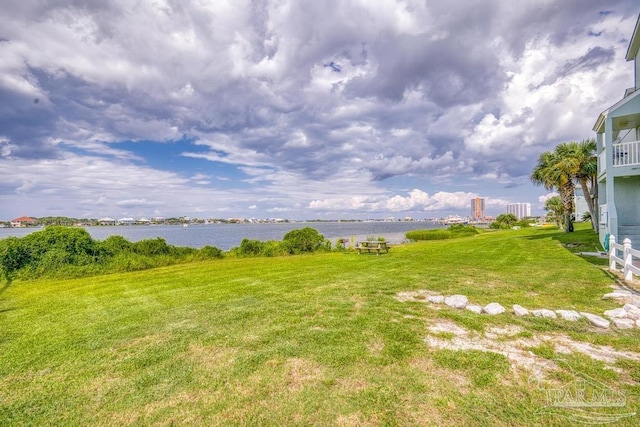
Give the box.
[1,224,639,425]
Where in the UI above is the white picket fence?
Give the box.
[609,236,640,282]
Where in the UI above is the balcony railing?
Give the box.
[613,140,640,167]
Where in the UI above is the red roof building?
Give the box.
[10,216,38,227]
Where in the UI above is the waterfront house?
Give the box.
[98,217,117,226]
[10,216,38,227]
[593,13,640,245]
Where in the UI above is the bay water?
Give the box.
[0,221,443,251]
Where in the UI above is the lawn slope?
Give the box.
[1,225,638,425]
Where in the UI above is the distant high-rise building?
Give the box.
[506,203,531,220]
[470,197,485,220]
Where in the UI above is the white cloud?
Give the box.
[0,1,637,219]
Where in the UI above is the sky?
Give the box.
[1,1,638,221]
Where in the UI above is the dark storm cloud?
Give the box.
[561,46,616,75]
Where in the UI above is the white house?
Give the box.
[593,13,640,246]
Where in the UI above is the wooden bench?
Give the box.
[356,241,388,255]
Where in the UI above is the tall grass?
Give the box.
[405,229,453,240]
[406,224,479,241]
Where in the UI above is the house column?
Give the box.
[605,117,618,242]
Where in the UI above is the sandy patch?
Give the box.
[424,320,640,380]
[284,357,324,393]
[394,289,440,302]
[186,343,237,371]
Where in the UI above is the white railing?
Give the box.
[609,235,640,282]
[612,140,640,167]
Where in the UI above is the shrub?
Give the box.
[236,239,265,257]
[0,237,31,282]
[282,227,329,254]
[260,241,288,257]
[21,226,102,262]
[100,235,133,254]
[195,245,224,260]
[132,238,173,256]
[490,213,518,229]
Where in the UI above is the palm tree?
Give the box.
[531,149,575,232]
[544,196,564,228]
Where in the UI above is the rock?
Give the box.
[427,295,445,304]
[513,304,529,316]
[603,308,627,319]
[556,310,581,321]
[636,319,640,328]
[465,304,483,314]
[580,312,610,329]
[623,304,640,320]
[531,309,557,319]
[483,302,505,315]
[444,295,468,309]
[612,318,635,329]
[603,290,632,300]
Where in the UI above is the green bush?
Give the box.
[490,213,518,229]
[21,226,103,262]
[100,235,133,254]
[0,237,31,282]
[260,241,288,257]
[236,239,266,257]
[132,238,173,256]
[0,227,222,280]
[282,227,329,254]
[195,245,224,260]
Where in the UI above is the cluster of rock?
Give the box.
[398,287,640,330]
[427,294,507,315]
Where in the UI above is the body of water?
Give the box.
[0,221,444,251]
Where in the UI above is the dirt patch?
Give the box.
[410,356,471,392]
[186,343,237,371]
[284,357,324,393]
[394,290,440,302]
[367,336,385,356]
[424,320,640,380]
[336,377,369,392]
[336,412,378,426]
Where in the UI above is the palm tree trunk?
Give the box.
[579,178,597,232]
[559,183,574,232]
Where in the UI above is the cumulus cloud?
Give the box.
[0,1,637,219]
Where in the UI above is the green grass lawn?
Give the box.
[1,224,639,425]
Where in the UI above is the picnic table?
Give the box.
[356,241,389,255]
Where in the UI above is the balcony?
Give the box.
[613,140,640,167]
